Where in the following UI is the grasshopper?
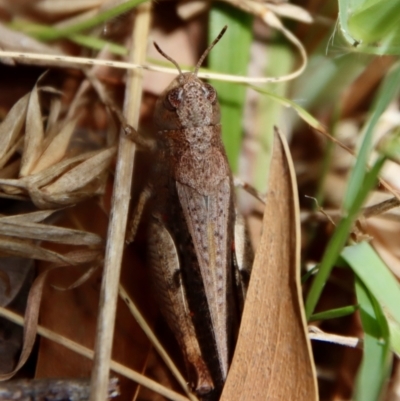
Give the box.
[128,26,253,400]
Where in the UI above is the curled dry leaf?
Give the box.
[0,236,74,264]
[20,84,45,177]
[0,210,59,224]
[0,72,117,208]
[0,257,34,309]
[0,244,103,381]
[0,94,29,169]
[0,267,51,381]
[0,146,116,208]
[0,219,102,246]
[221,129,318,401]
[27,146,116,209]
[32,0,105,15]
[0,257,34,375]
[43,146,116,195]
[31,118,78,175]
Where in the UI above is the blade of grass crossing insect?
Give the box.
[304,155,386,319]
[343,62,400,211]
[208,3,252,173]
[354,278,392,401]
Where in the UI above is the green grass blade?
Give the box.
[208,3,253,173]
[14,0,148,41]
[305,155,386,319]
[69,34,127,55]
[309,305,359,322]
[354,278,392,401]
[342,242,400,326]
[388,316,400,357]
[250,84,325,133]
[343,62,400,211]
[291,35,370,112]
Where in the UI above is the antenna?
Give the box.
[194,26,228,75]
[154,42,183,76]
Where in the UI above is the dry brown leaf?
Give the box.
[0,220,102,246]
[45,97,62,136]
[0,256,33,375]
[43,146,116,195]
[20,84,45,177]
[0,267,50,381]
[23,151,100,189]
[0,146,116,207]
[0,210,58,224]
[0,257,34,308]
[0,236,72,264]
[31,118,78,174]
[0,94,29,169]
[221,129,318,401]
[32,0,104,15]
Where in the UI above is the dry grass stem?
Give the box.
[308,326,362,348]
[89,4,151,401]
[118,285,198,401]
[0,307,190,401]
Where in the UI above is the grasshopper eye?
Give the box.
[164,87,183,110]
[202,83,217,104]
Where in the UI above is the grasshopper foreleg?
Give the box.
[126,185,153,244]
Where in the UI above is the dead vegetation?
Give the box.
[0,1,399,401]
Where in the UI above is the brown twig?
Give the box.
[0,378,119,401]
[89,4,151,401]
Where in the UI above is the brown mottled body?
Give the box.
[150,71,235,397]
[130,27,253,400]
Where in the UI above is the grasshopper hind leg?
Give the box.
[147,214,215,397]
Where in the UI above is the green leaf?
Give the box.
[343,62,400,212]
[354,278,392,401]
[305,155,385,319]
[12,0,148,42]
[338,0,400,54]
[342,242,400,326]
[304,63,400,320]
[309,305,359,322]
[249,85,325,133]
[208,3,253,173]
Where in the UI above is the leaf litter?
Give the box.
[1,1,400,401]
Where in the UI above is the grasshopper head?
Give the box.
[153,26,227,130]
[154,72,220,129]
